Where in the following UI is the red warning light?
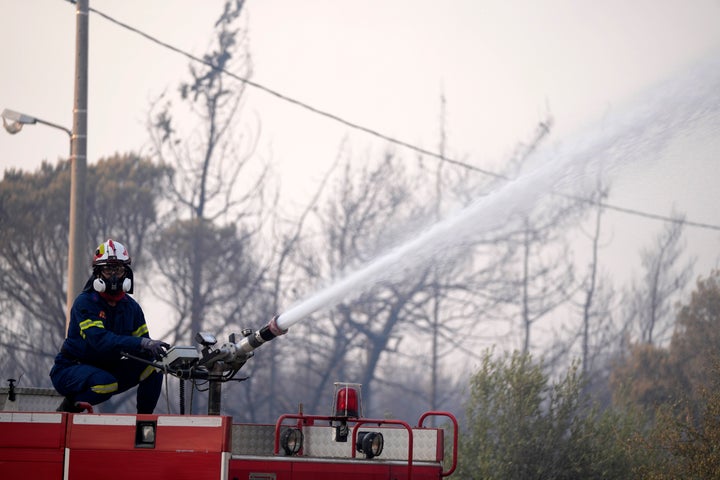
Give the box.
[333,383,362,418]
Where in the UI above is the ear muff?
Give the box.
[93,277,106,293]
[124,268,134,294]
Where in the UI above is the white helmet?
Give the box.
[93,239,131,267]
[92,239,133,294]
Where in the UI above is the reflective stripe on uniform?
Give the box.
[132,324,149,337]
[91,382,118,394]
[79,319,105,339]
[139,365,156,382]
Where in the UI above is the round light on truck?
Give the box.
[356,431,383,459]
[280,427,303,455]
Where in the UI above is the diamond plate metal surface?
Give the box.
[232,424,277,455]
[0,387,62,412]
[231,422,441,462]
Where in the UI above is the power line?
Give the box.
[85,5,496,176]
[84,3,720,233]
[597,203,719,231]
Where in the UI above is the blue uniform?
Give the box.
[50,284,162,413]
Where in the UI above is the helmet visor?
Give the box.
[99,264,126,278]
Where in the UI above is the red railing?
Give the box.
[418,411,458,477]
[273,410,459,479]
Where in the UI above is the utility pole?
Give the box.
[67,0,89,333]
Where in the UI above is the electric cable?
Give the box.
[76,2,720,233]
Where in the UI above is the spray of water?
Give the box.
[276,53,720,332]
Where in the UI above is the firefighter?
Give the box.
[50,239,168,414]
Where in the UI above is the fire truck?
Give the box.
[0,318,458,479]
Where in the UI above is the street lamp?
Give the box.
[1,106,84,336]
[2,108,72,140]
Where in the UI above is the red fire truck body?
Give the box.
[1,328,457,479]
[0,389,457,480]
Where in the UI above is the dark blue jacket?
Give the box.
[59,282,150,367]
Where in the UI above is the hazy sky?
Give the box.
[2,0,719,293]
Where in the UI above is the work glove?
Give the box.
[141,338,170,358]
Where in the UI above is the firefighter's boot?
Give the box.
[56,396,94,413]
